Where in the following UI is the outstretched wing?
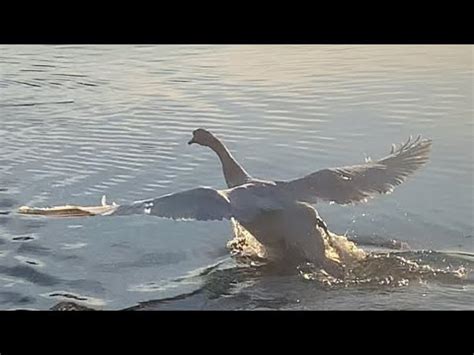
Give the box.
[284,135,432,205]
[111,187,233,221]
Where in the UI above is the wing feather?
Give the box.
[284,136,432,204]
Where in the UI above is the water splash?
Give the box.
[227,222,470,288]
[297,251,470,288]
[227,218,267,262]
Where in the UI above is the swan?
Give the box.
[187,128,429,251]
[106,131,431,275]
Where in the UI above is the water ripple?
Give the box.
[0,45,472,310]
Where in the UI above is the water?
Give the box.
[0,45,472,310]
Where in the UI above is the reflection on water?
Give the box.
[0,45,473,310]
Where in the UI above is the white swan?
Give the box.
[106,131,431,276]
[187,129,429,252]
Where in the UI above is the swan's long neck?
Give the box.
[209,139,251,188]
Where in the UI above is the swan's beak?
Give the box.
[188,138,196,145]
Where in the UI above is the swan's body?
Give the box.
[112,181,343,273]
[109,131,431,275]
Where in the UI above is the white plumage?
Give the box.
[108,129,432,275]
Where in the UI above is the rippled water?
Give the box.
[0,45,473,310]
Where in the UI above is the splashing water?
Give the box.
[227,218,267,262]
[297,252,469,288]
[227,223,470,288]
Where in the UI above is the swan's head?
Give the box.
[188,128,218,147]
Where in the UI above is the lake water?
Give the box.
[0,45,473,310]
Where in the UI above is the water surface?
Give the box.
[0,45,472,310]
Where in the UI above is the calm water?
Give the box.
[0,45,473,310]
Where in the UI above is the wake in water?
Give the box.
[227,222,471,288]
